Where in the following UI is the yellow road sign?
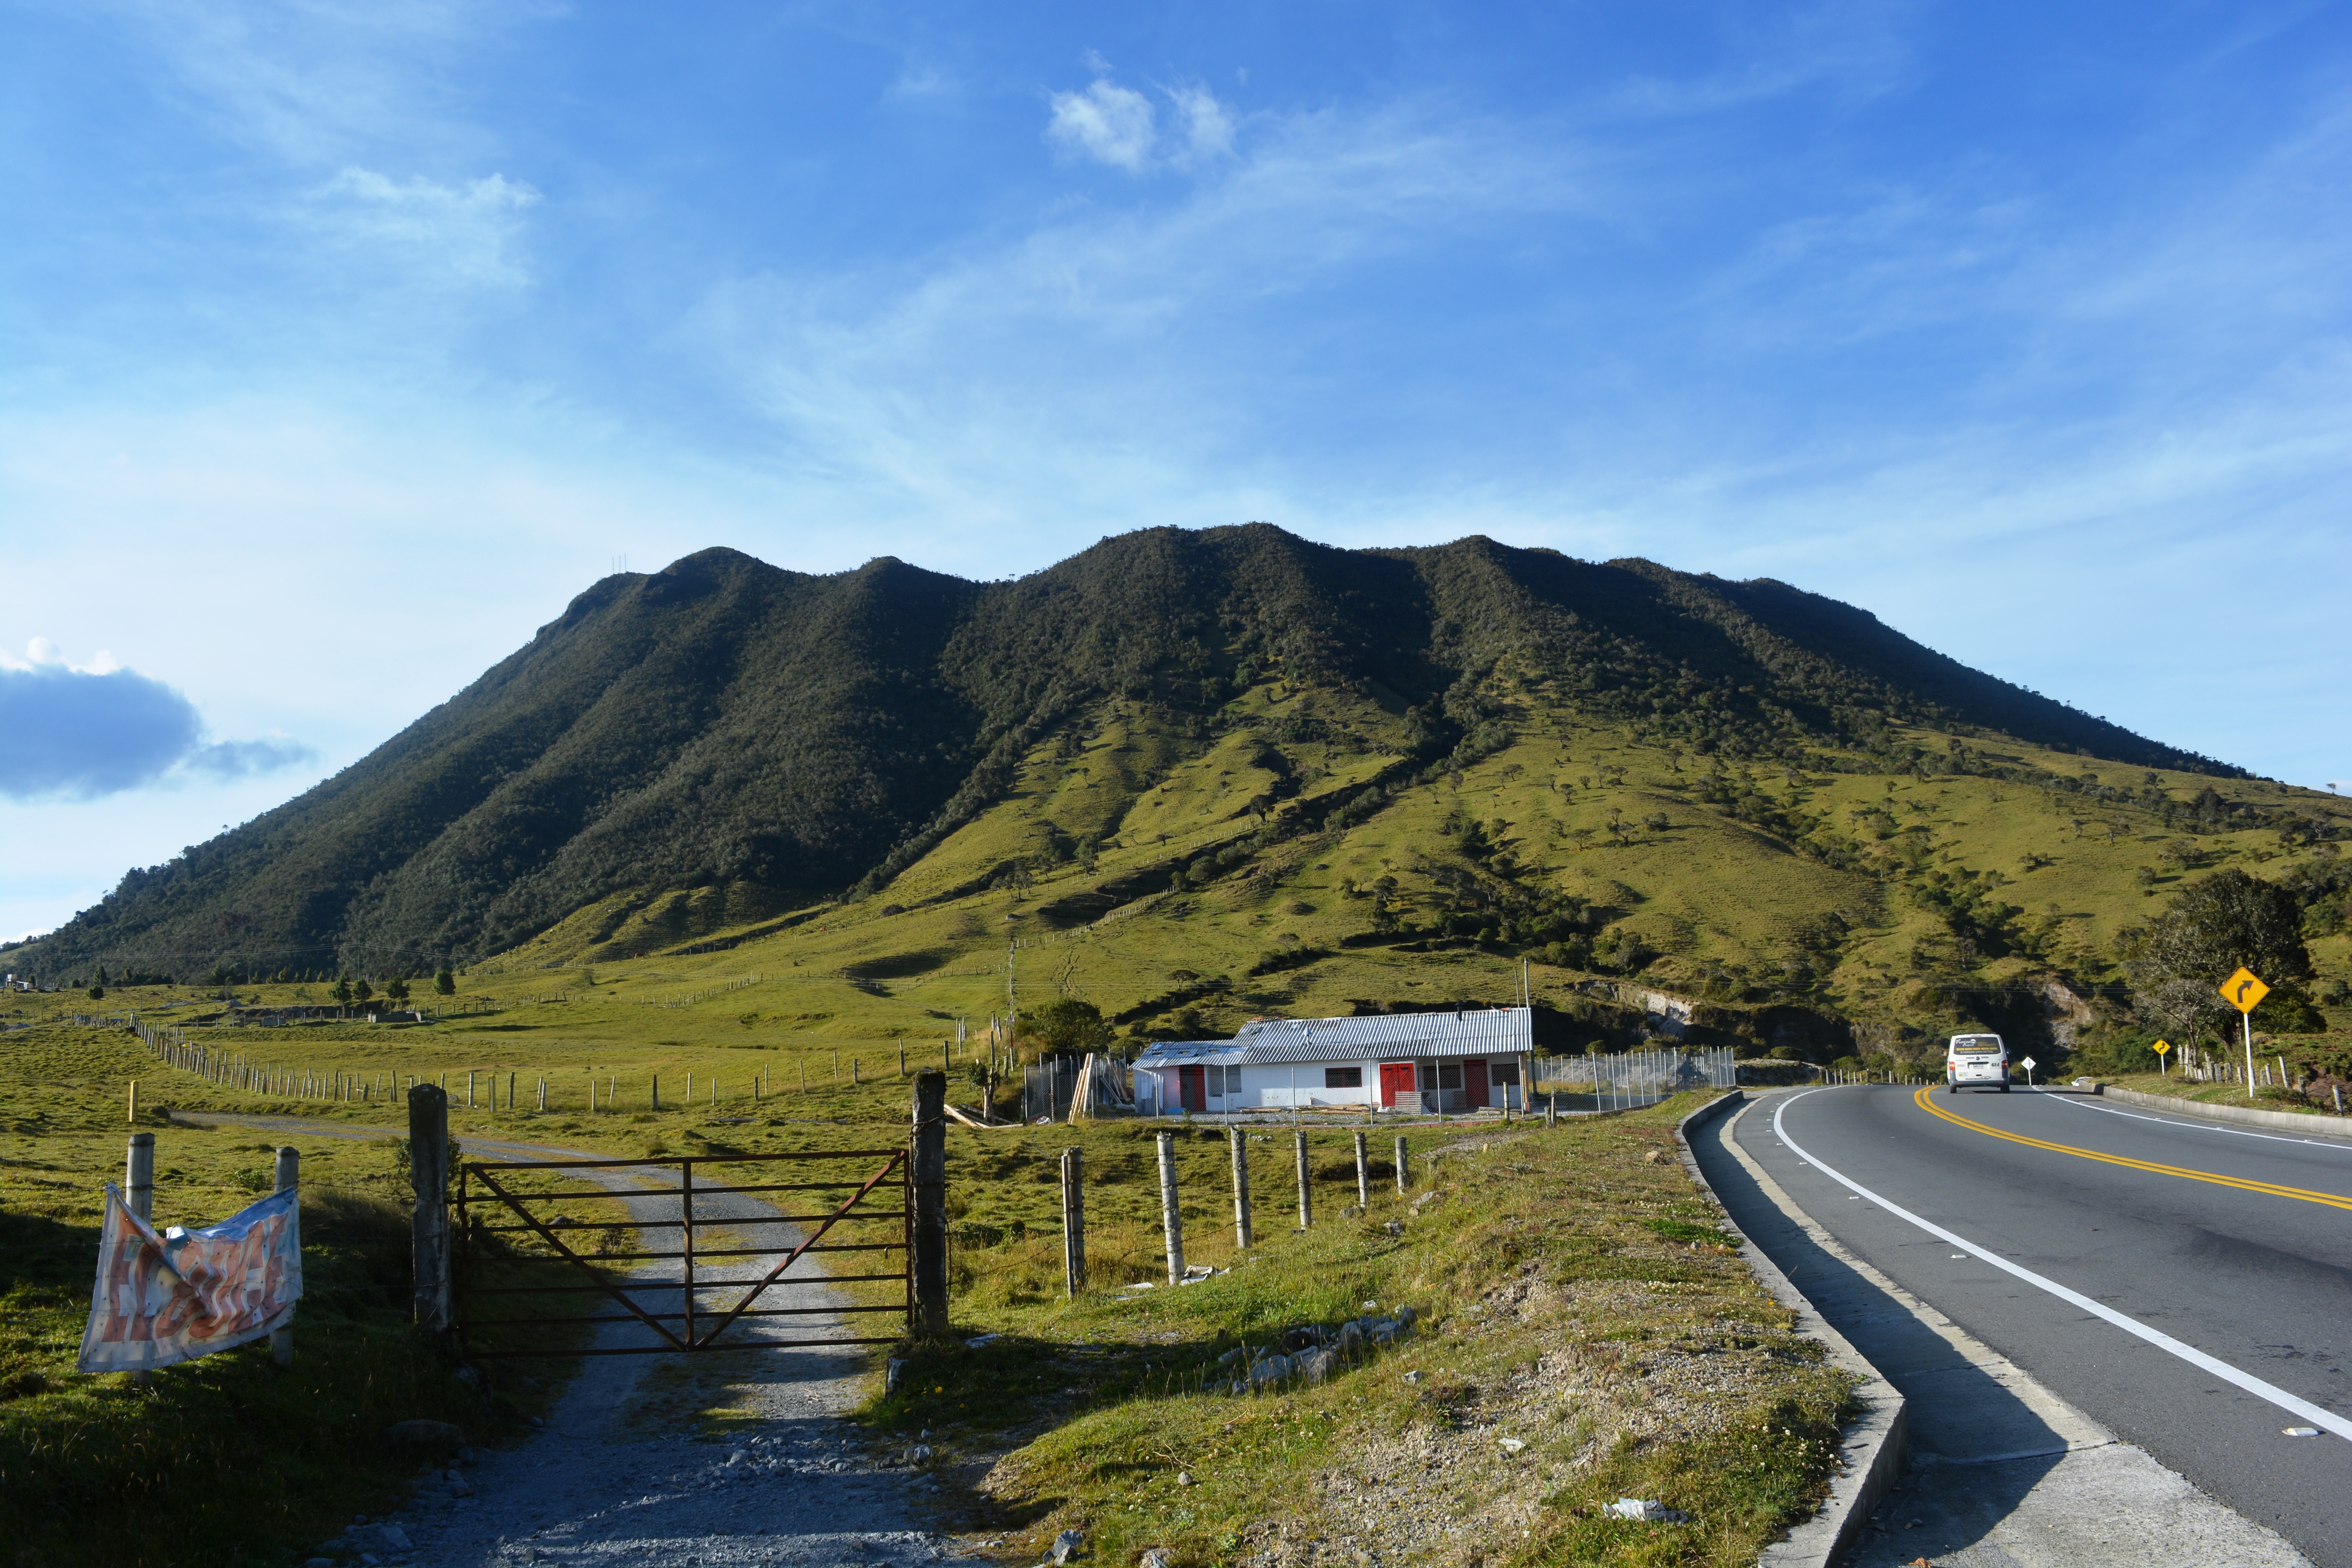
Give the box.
[2152,1038,2171,1055]
[2220,967,2269,1014]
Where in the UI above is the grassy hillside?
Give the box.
[473,676,2350,1069]
[12,525,2254,992]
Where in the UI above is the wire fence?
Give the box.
[1530,1046,1740,1113]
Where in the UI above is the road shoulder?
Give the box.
[1676,1092,1906,1568]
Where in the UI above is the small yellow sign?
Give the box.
[2152,1038,2171,1055]
[2220,967,2270,1014]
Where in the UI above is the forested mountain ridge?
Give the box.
[15,524,2248,982]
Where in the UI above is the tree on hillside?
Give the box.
[2126,868,2314,1041]
[435,967,456,995]
[385,976,411,1005]
[353,976,374,1005]
[1020,998,1115,1056]
[333,973,353,1005]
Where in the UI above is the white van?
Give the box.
[1946,1033,2010,1093]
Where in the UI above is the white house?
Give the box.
[1132,1007,1532,1116]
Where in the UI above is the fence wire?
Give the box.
[1530,1046,1740,1112]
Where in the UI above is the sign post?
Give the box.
[2020,1055,2038,1088]
[2152,1038,2171,1076]
[2220,968,2270,1100]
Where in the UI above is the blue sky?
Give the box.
[5,0,2349,943]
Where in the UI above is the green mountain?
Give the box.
[17,526,2297,1037]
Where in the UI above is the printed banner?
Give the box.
[77,1182,303,1373]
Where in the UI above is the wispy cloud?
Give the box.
[305,166,543,287]
[186,736,319,779]
[104,0,543,169]
[1606,0,1911,118]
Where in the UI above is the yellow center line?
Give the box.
[1911,1087,2352,1212]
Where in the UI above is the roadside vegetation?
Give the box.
[871,1093,1855,1567]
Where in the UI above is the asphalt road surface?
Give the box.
[1691,1084,2352,1566]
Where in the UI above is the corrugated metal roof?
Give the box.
[1126,1038,1242,1066]
[1133,1008,1531,1068]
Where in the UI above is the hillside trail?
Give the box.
[173,1112,962,1568]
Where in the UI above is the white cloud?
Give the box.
[1169,85,1236,166]
[1046,79,1158,172]
[307,166,543,286]
[1044,75,1240,175]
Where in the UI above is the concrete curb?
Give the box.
[1675,1091,1907,1568]
[2100,1084,2352,1140]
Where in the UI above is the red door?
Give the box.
[1464,1058,1490,1110]
[1379,1062,1416,1107]
[1180,1065,1207,1112]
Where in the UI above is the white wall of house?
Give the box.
[1142,1054,1529,1112]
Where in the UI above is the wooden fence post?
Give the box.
[1060,1148,1086,1298]
[408,1085,452,1337]
[125,1132,154,1222]
[1294,1129,1312,1230]
[271,1146,299,1365]
[1394,1135,1409,1194]
[1229,1126,1252,1250]
[1354,1131,1370,1209]
[909,1071,949,1337]
[1157,1132,1185,1286]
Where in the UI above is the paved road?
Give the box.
[1691,1085,2352,1566]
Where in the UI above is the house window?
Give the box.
[1323,1067,1363,1089]
[1436,1063,1463,1090]
[1489,1062,1520,1087]
[1209,1066,1233,1096]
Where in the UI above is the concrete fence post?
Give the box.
[1394,1135,1409,1194]
[1294,1129,1312,1230]
[1157,1132,1185,1285]
[1060,1148,1086,1298]
[1229,1126,1252,1250]
[125,1132,154,1223]
[1354,1131,1370,1209]
[909,1071,949,1336]
[271,1146,300,1365]
[408,1085,452,1337]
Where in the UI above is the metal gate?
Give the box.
[452,1147,911,1358]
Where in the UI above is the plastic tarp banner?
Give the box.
[77,1182,303,1373]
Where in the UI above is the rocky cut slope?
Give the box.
[16,524,2238,980]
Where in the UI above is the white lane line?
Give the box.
[1771,1087,2352,1445]
[2043,1091,2352,1154]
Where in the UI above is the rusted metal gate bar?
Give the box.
[452,1148,910,1359]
